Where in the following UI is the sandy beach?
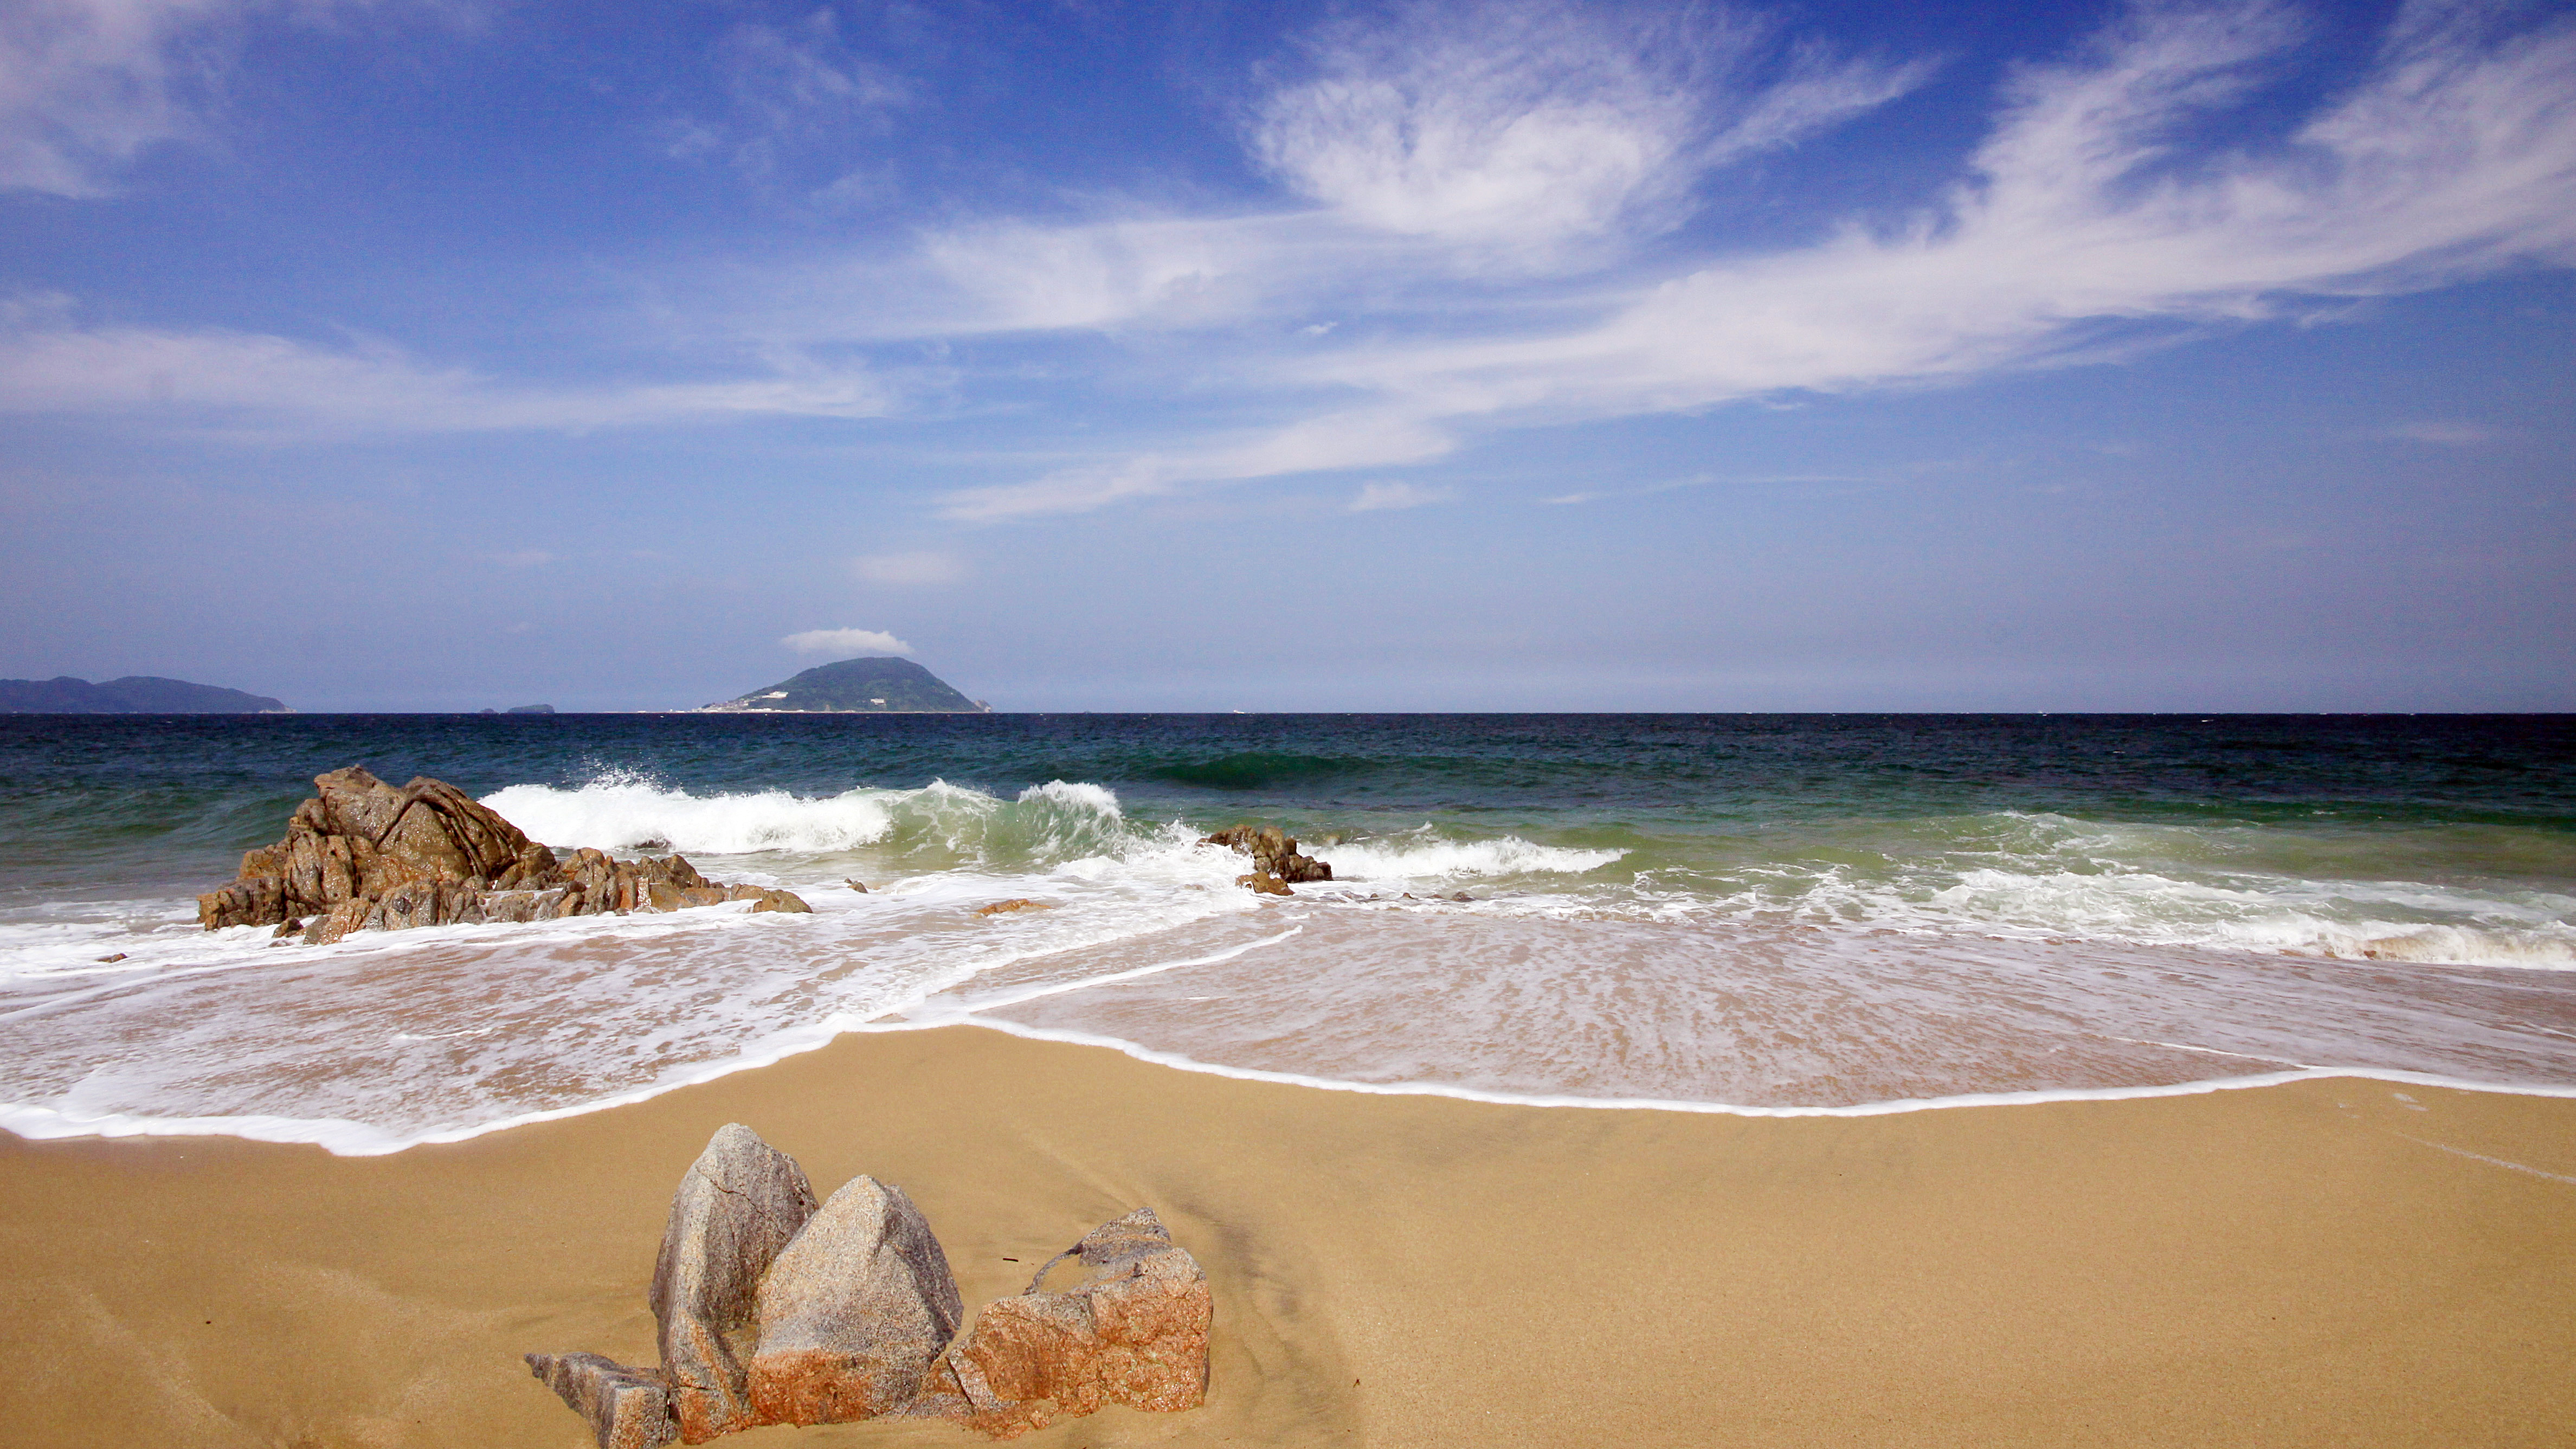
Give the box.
[1,1025,2569,1447]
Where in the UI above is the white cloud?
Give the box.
[0,0,231,195]
[1349,480,1456,512]
[0,0,448,197]
[851,551,964,585]
[0,298,899,431]
[722,14,907,126]
[781,627,912,656]
[1251,0,1920,267]
[2386,421,2495,445]
[938,408,1451,521]
[1012,0,2576,513]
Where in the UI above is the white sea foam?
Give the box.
[480,773,903,855]
[1315,827,1625,881]
[875,1015,2576,1121]
[5,781,2573,1156]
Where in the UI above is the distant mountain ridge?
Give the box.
[0,675,292,714]
[702,656,989,713]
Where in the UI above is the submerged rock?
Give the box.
[975,898,1053,916]
[1201,825,1332,888]
[747,1175,967,1425]
[194,766,810,943]
[652,1124,822,1443]
[525,1353,679,1449]
[910,1207,1212,1440]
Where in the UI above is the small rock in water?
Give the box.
[845,879,869,892]
[1452,892,1474,902]
[95,952,126,963]
[1199,823,1332,882]
[270,918,302,939]
[1236,872,1293,897]
[975,899,1053,916]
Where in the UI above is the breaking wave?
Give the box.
[479,772,1140,871]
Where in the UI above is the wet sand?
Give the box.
[2,1025,2570,1447]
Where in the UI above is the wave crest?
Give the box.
[1321,828,1626,881]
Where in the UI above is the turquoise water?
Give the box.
[2,713,2571,1151]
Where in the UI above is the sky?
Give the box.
[0,0,2569,712]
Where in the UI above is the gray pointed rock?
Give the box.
[745,1174,967,1425]
[649,1124,819,1442]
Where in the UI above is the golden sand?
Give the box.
[2,1025,2570,1447]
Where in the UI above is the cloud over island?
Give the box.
[781,628,912,656]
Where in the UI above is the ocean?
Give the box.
[2,712,2571,1154]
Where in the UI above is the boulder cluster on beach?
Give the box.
[194,766,809,945]
[528,1124,1212,1447]
[1200,823,1332,895]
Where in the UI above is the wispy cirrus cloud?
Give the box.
[0,0,234,196]
[2385,421,2496,446]
[0,0,458,197]
[1348,480,1455,512]
[931,0,2576,519]
[1252,0,1923,267]
[851,551,965,585]
[0,295,898,432]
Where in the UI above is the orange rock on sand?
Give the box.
[906,1207,1212,1440]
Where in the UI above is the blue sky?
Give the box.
[1,0,2568,711]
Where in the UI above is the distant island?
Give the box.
[0,675,292,714]
[700,656,990,713]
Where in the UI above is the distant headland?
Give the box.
[0,675,292,714]
[699,657,990,714]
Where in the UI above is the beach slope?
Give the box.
[2,1026,2569,1447]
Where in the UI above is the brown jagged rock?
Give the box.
[745,1175,966,1426]
[1200,824,1332,886]
[525,1352,679,1449]
[910,1207,1212,1440]
[1235,872,1292,897]
[197,767,810,943]
[652,1124,821,1443]
[975,899,1053,916]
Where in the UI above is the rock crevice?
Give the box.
[527,1125,1209,1446]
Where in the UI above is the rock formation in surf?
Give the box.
[195,765,810,944]
[525,1124,1210,1447]
[1199,823,1332,894]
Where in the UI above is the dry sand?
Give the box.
[2,1025,2571,1448]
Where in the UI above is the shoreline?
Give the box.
[4,1024,2572,1446]
[11,1002,2576,1157]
